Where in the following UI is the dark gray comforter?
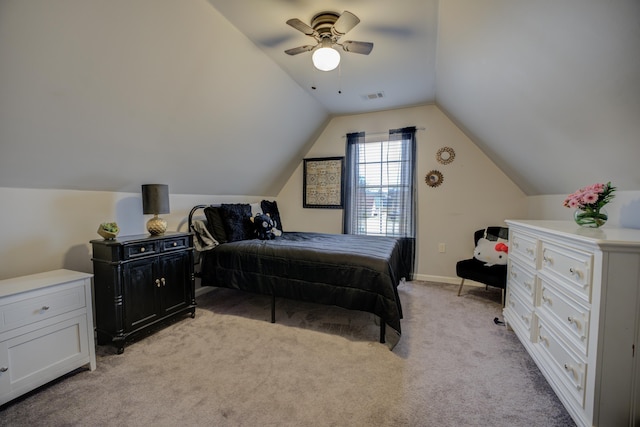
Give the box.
[199,232,406,336]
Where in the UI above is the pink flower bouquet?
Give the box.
[563,182,615,227]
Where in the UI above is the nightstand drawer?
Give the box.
[162,236,190,252]
[0,284,86,334]
[124,242,159,259]
[540,241,593,302]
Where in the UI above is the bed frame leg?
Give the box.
[271,295,276,323]
[379,319,386,343]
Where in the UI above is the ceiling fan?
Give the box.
[285,11,374,71]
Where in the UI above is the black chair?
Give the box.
[456,227,509,305]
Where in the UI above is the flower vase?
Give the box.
[574,207,608,228]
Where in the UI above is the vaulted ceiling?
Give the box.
[1,0,639,196]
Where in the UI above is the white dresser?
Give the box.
[504,220,640,427]
[0,269,96,406]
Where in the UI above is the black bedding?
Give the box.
[198,231,406,338]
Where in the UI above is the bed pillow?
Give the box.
[261,200,283,234]
[219,203,253,242]
[203,206,228,244]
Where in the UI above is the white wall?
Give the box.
[0,187,259,281]
[277,104,528,282]
[527,191,640,229]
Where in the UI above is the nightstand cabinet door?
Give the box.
[91,232,195,354]
[159,252,192,316]
[123,258,161,332]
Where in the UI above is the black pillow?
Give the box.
[203,206,228,244]
[261,200,283,232]
[219,203,253,242]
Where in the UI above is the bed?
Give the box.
[188,202,411,347]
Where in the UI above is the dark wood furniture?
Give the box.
[91,232,196,354]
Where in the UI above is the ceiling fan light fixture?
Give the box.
[312,47,340,71]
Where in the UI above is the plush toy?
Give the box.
[473,238,509,266]
[250,213,276,240]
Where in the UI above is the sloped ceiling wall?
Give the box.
[1,0,639,197]
[436,0,640,195]
[0,0,328,196]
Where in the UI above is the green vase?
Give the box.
[574,207,608,228]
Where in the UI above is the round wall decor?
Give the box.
[436,147,456,165]
[425,170,444,187]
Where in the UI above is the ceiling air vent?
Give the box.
[361,91,385,101]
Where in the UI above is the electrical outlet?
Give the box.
[438,243,446,253]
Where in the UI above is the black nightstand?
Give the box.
[91,232,196,353]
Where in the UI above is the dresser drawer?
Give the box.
[538,277,590,355]
[510,231,538,265]
[540,241,593,302]
[508,260,536,304]
[0,284,86,334]
[124,241,159,259]
[162,236,190,252]
[537,318,587,408]
[505,290,535,339]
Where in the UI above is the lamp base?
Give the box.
[146,215,167,235]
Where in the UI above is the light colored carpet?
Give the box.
[0,281,575,426]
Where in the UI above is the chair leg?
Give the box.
[501,288,505,307]
[457,279,465,296]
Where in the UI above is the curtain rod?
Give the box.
[341,127,425,138]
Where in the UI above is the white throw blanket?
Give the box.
[190,219,219,252]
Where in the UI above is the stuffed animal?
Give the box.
[250,213,276,240]
[473,238,509,266]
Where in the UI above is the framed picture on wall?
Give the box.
[303,157,345,208]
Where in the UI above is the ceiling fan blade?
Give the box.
[341,41,374,55]
[332,11,360,36]
[285,45,316,55]
[286,18,317,37]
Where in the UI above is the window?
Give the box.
[343,127,416,239]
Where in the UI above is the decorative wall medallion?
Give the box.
[436,147,456,165]
[425,170,444,187]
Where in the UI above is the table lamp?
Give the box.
[142,184,170,235]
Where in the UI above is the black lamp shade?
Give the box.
[142,184,170,215]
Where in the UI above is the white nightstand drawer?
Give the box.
[540,241,593,302]
[537,318,586,408]
[0,284,86,334]
[510,231,538,265]
[539,277,590,355]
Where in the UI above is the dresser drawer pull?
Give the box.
[0,366,8,373]
[155,279,161,288]
[539,335,549,347]
[567,316,582,330]
[524,281,533,290]
[563,363,582,388]
[543,254,553,264]
[41,306,50,311]
[541,294,552,305]
[161,278,166,286]
[512,241,520,249]
[526,247,535,255]
[140,247,146,253]
[521,315,530,325]
[568,267,584,279]
[173,242,178,247]
[510,271,517,278]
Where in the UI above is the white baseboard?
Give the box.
[412,274,487,288]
